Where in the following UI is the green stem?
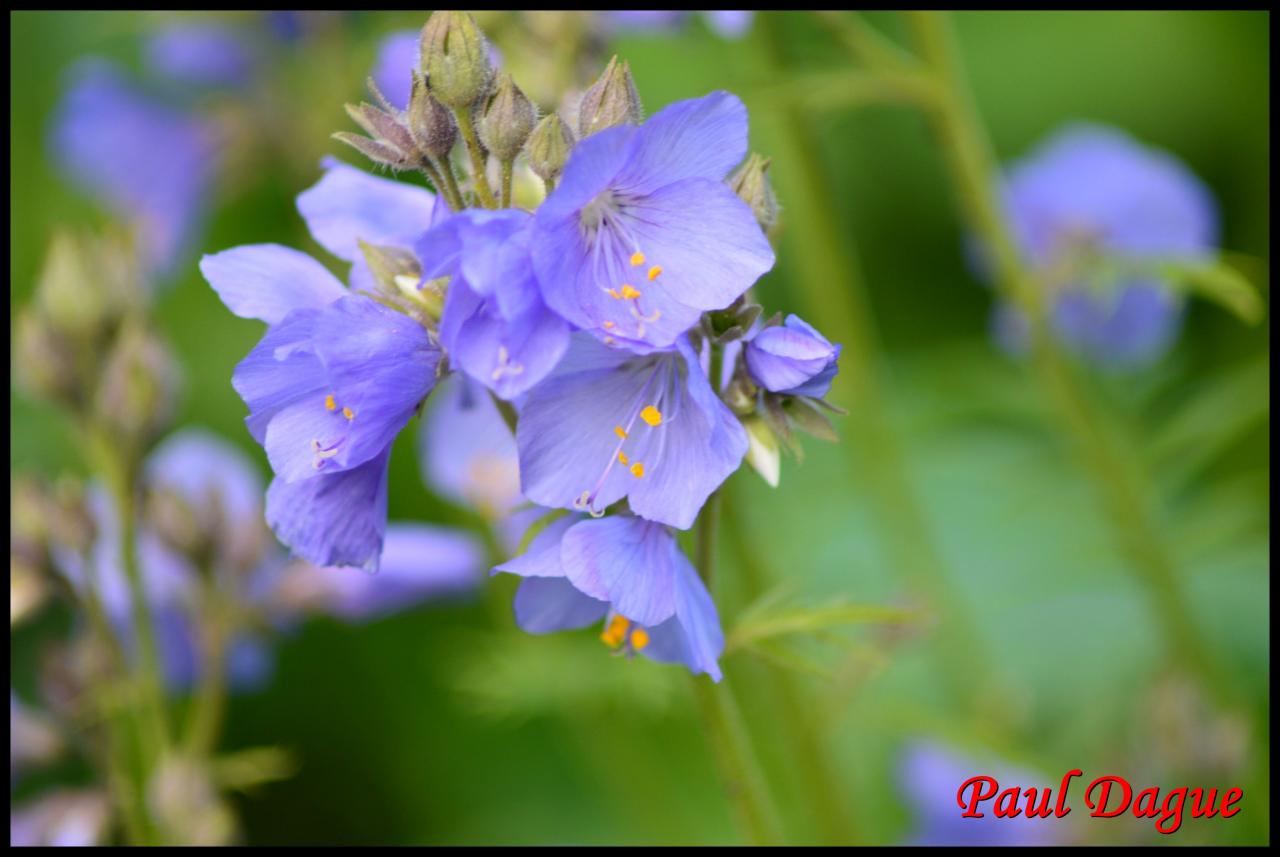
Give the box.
[753,12,1006,717]
[904,10,1222,697]
[439,156,468,210]
[184,569,228,760]
[420,157,462,212]
[500,159,514,208]
[454,108,498,209]
[691,492,785,845]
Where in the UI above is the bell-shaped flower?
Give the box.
[494,513,724,680]
[532,91,774,350]
[418,209,570,400]
[744,314,841,398]
[517,334,747,529]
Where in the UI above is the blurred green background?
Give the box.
[10,10,1269,845]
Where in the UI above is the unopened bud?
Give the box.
[15,308,81,409]
[407,72,458,159]
[357,240,443,324]
[95,321,179,448]
[36,231,108,339]
[730,153,779,232]
[419,11,494,110]
[578,56,642,138]
[525,112,575,184]
[478,73,536,163]
[742,416,781,488]
[335,79,420,172]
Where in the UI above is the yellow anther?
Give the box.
[640,405,662,427]
[602,320,615,329]
[614,426,628,440]
[630,628,650,650]
[630,251,645,267]
[630,462,645,478]
[647,265,663,281]
[342,406,355,421]
[600,629,623,647]
[324,394,336,412]
[607,288,623,300]
[618,452,629,466]
[620,284,642,300]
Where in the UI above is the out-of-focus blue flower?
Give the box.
[145,22,256,89]
[235,296,442,570]
[419,209,570,400]
[993,123,1219,367]
[495,513,724,680]
[371,29,420,110]
[10,692,61,781]
[203,159,444,570]
[744,314,841,398]
[517,333,747,529]
[420,374,522,522]
[268,523,485,622]
[898,740,1068,846]
[605,11,754,40]
[50,59,218,278]
[532,91,774,351]
[9,790,110,847]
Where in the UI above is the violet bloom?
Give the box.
[371,29,420,110]
[898,740,1067,846]
[518,333,747,529]
[605,11,754,40]
[744,314,841,398]
[495,514,724,680]
[994,123,1219,367]
[145,22,256,89]
[50,59,217,278]
[418,209,570,400]
[532,91,774,351]
[420,374,522,521]
[202,159,442,570]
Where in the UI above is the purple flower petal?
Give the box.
[513,576,610,633]
[639,551,723,680]
[370,29,420,111]
[744,314,840,396]
[560,516,679,626]
[200,244,347,324]
[420,374,522,520]
[296,157,436,264]
[615,90,750,195]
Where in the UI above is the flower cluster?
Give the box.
[202,11,842,681]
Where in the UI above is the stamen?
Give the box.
[647,266,662,281]
[491,346,526,381]
[324,394,337,412]
[310,438,341,470]
[618,452,629,465]
[630,462,645,478]
[630,628,650,650]
[600,615,630,648]
[614,426,628,439]
[640,406,662,427]
[602,320,615,329]
[606,288,623,300]
[620,284,641,300]
[342,407,355,421]
[630,251,645,267]
[630,305,662,324]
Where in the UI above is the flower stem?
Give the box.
[904,10,1223,698]
[691,492,785,845]
[453,108,498,209]
[500,159,514,208]
[420,156,463,212]
[184,567,228,760]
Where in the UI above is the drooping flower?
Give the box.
[418,209,570,400]
[144,21,256,90]
[49,59,218,278]
[532,91,774,351]
[518,333,747,529]
[898,740,1069,846]
[744,314,841,398]
[494,513,724,680]
[992,123,1219,367]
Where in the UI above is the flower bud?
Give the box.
[14,308,81,409]
[407,72,458,160]
[525,112,575,184]
[578,55,642,138]
[35,230,109,339]
[419,11,494,110]
[335,78,420,171]
[478,72,536,163]
[742,416,781,488]
[94,321,179,448]
[744,314,840,398]
[729,153,779,232]
[357,240,443,324]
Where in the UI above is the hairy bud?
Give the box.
[729,153,779,232]
[407,72,458,159]
[478,73,536,163]
[578,56,642,138]
[419,11,494,110]
[94,321,179,448]
[525,112,575,184]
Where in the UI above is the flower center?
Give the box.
[312,392,356,470]
[600,613,650,652]
[582,194,666,342]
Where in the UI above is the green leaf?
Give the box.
[1160,258,1265,325]
[211,746,298,793]
[726,588,914,655]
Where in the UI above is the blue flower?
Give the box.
[144,22,256,89]
[420,374,522,522]
[744,314,841,398]
[495,513,724,680]
[604,11,754,40]
[993,123,1218,367]
[898,740,1068,846]
[517,333,747,529]
[371,29,420,111]
[532,91,774,350]
[418,209,570,400]
[49,59,217,278]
